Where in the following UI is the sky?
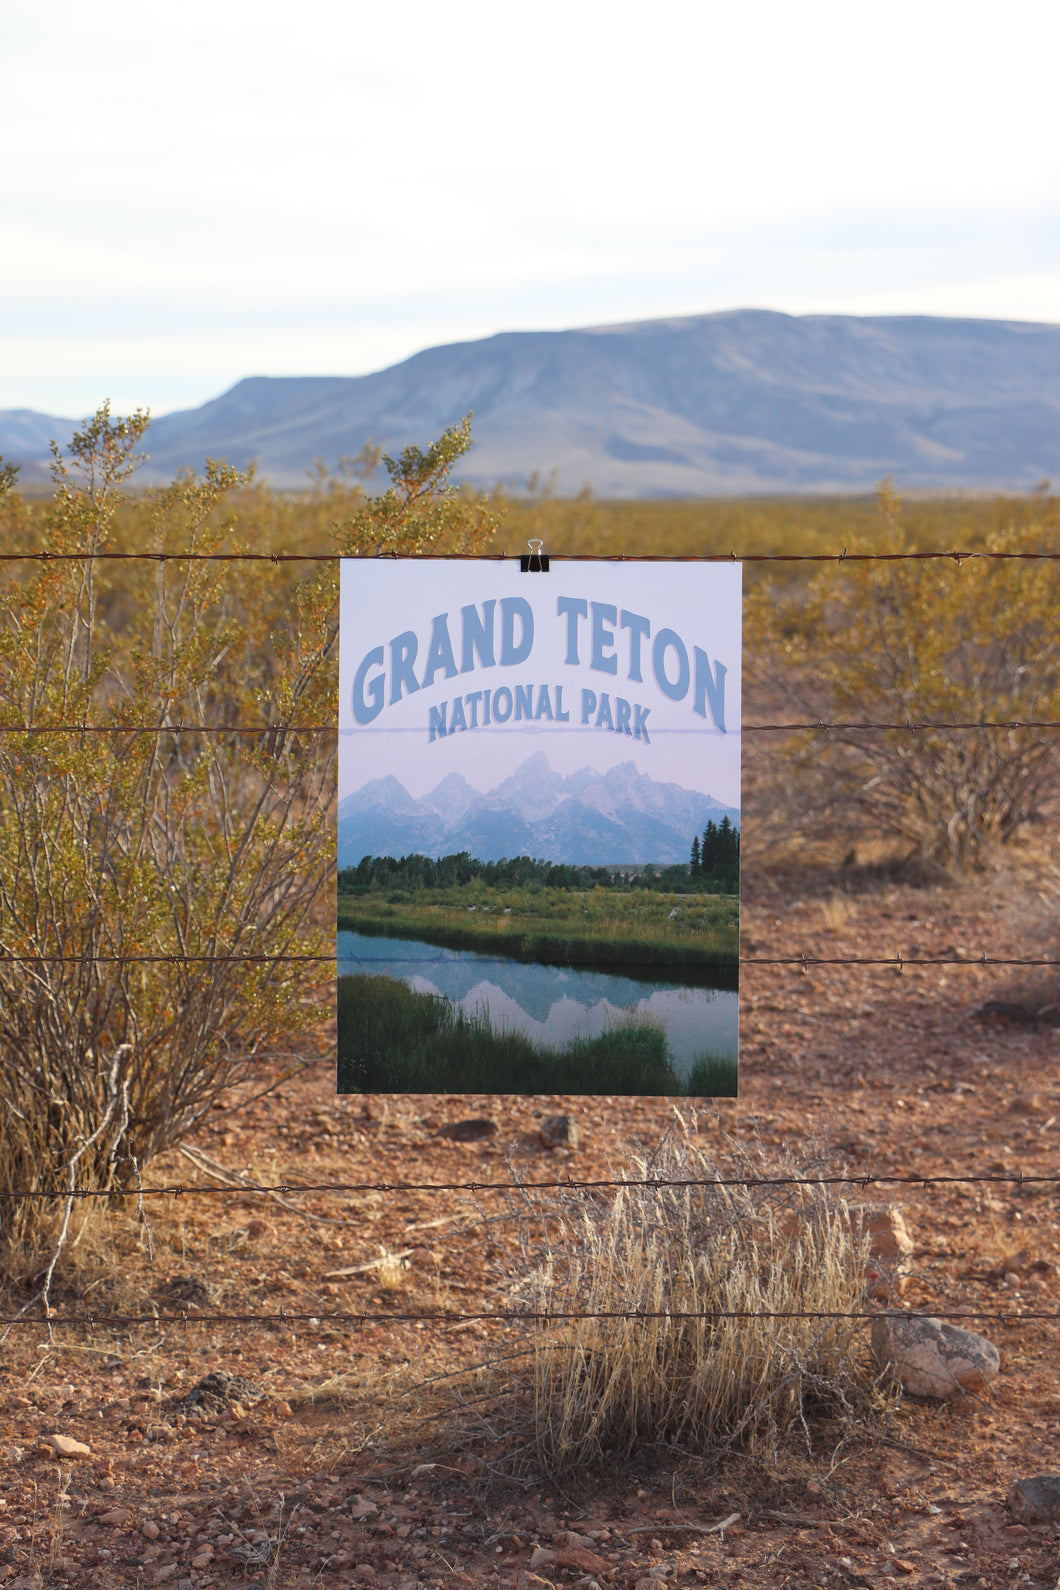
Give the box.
[338,561,742,804]
[4,0,1060,418]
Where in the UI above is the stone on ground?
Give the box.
[1007,1474,1060,1522]
[870,1313,1000,1398]
[41,1433,92,1459]
[540,1114,578,1149]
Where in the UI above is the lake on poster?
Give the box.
[337,931,737,1079]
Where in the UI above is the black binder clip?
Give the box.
[520,539,549,573]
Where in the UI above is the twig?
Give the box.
[323,1250,415,1279]
[625,1512,741,1537]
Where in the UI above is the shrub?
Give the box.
[0,407,338,1272]
[745,488,1060,870]
[511,1118,885,1472]
[336,413,500,556]
[0,405,504,1292]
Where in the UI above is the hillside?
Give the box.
[5,308,1060,493]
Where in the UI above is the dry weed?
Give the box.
[374,1245,411,1292]
[510,1115,890,1474]
[820,891,856,933]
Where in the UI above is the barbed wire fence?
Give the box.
[0,546,1057,1349]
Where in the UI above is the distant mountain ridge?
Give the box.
[5,309,1060,495]
[337,752,739,868]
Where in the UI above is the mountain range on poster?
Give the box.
[7,310,1060,494]
[336,753,739,868]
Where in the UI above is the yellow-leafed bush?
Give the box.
[0,408,338,1263]
[745,487,1060,870]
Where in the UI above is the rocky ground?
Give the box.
[2,863,1060,1589]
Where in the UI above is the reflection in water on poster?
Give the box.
[338,931,737,1083]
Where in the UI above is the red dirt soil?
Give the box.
[2,868,1059,1588]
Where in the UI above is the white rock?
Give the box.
[871,1313,1000,1398]
[41,1433,92,1459]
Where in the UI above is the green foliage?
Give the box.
[700,816,740,893]
[686,1052,738,1096]
[341,851,628,893]
[337,974,709,1095]
[340,847,738,897]
[338,881,739,977]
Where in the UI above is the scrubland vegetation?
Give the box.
[3,402,1057,1284]
[513,1115,889,1472]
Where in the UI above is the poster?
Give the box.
[337,559,741,1096]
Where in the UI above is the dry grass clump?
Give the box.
[512,1118,887,1473]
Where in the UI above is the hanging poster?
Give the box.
[337,558,741,1096]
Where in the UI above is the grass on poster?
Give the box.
[337,974,736,1097]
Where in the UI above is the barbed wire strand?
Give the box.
[0,1304,1051,1330]
[2,718,1060,735]
[4,549,1060,564]
[0,951,1055,967]
[2,1169,1057,1203]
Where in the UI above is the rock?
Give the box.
[861,1207,915,1300]
[540,1114,578,1149]
[41,1433,91,1459]
[99,1507,130,1525]
[142,1520,160,1539]
[348,1495,378,1520]
[871,1313,1000,1397]
[177,1371,264,1411]
[560,1529,597,1549]
[529,1546,556,1569]
[433,1118,497,1142]
[1007,1474,1060,1522]
[553,1546,611,1574]
[975,1000,1041,1025]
